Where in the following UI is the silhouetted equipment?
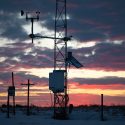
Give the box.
[21,10,40,43]
[21,10,24,16]
[8,86,15,96]
[7,72,16,118]
[101,94,104,121]
[21,0,83,120]
[49,70,66,93]
[21,79,34,116]
[67,52,83,68]
[21,1,71,119]
[29,33,72,41]
[50,0,70,119]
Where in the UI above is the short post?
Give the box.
[27,79,30,116]
[7,93,10,118]
[101,94,104,121]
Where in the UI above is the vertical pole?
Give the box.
[64,0,68,115]
[101,94,104,121]
[21,79,34,116]
[31,19,34,43]
[54,1,57,117]
[12,72,14,86]
[27,79,30,116]
[54,0,57,70]
[7,94,9,118]
[12,72,15,115]
[13,96,15,115]
[53,0,69,119]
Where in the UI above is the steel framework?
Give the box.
[21,0,70,119]
[53,0,69,119]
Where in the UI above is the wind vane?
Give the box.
[21,10,40,43]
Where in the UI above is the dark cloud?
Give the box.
[0,0,125,41]
[2,40,125,71]
[0,42,54,71]
[69,41,125,71]
[87,42,125,71]
[67,0,125,41]
[0,11,28,40]
[0,71,48,85]
[0,0,54,12]
[0,0,55,40]
[0,38,125,72]
[70,77,125,85]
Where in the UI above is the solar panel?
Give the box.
[67,52,83,68]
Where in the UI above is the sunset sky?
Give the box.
[0,0,125,106]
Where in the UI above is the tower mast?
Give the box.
[53,0,69,119]
[21,0,77,119]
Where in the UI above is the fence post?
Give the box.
[101,94,104,121]
[7,94,9,118]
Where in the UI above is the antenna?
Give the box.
[21,10,40,43]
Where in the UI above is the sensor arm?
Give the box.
[29,34,72,41]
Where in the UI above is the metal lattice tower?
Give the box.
[21,0,74,119]
[53,0,69,119]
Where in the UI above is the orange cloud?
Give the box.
[69,93,125,106]
[69,82,125,90]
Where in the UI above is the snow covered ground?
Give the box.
[0,106,125,125]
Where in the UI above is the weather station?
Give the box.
[21,10,40,43]
[7,72,16,118]
[21,0,83,120]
